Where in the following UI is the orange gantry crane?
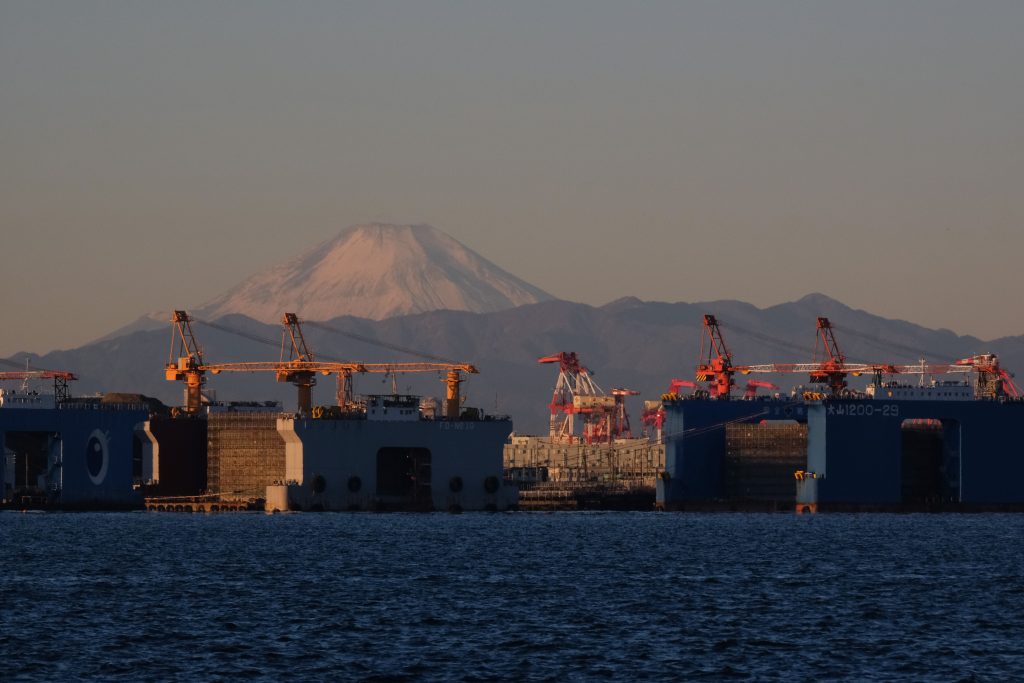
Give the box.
[165,310,478,417]
[693,314,1018,399]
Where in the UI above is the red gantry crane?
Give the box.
[692,314,1019,399]
[537,352,603,443]
[538,352,640,444]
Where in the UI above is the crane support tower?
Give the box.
[165,310,207,412]
[279,312,318,414]
[809,317,848,394]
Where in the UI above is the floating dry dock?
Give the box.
[146,395,515,512]
[2,390,515,511]
[657,394,1024,512]
[8,387,1024,513]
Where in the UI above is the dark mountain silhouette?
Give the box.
[10,294,1021,435]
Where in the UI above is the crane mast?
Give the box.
[809,317,848,394]
[696,314,735,399]
[165,310,207,413]
[279,312,318,415]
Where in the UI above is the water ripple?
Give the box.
[2,512,1024,681]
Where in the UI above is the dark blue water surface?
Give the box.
[2,512,1023,681]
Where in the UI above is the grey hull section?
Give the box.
[277,417,516,511]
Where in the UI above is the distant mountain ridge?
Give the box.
[14,294,1024,435]
[195,223,554,323]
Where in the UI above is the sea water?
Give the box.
[2,512,1022,681]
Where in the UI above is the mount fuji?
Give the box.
[195,223,554,323]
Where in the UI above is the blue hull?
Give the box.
[1,405,150,509]
[657,397,1024,511]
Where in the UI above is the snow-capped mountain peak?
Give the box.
[195,223,554,322]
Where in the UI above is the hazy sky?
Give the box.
[2,1,1023,356]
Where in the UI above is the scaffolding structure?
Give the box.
[206,412,286,500]
[724,422,808,502]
